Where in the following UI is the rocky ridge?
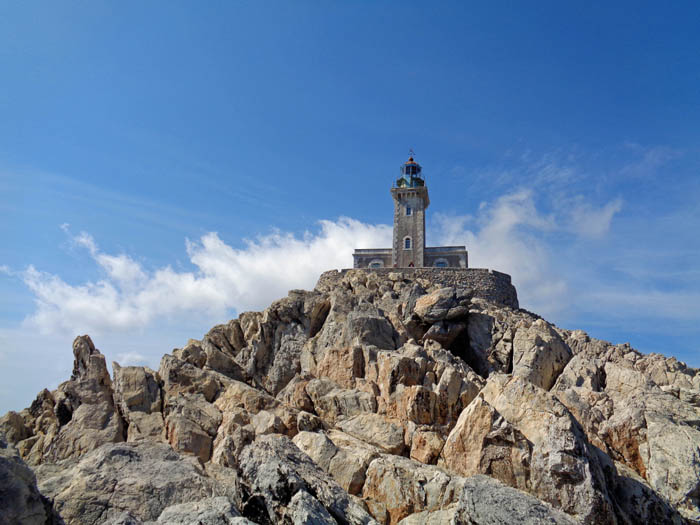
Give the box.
[1,269,698,524]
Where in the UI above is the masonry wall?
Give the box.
[352,252,393,268]
[316,267,519,309]
[392,187,427,267]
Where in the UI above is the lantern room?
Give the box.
[396,155,425,188]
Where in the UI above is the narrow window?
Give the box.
[406,206,412,216]
[404,237,412,250]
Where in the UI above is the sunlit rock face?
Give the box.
[1,269,696,524]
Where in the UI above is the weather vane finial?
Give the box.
[408,148,415,159]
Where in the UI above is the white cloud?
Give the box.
[20,218,392,336]
[12,190,627,344]
[566,197,623,238]
[432,190,568,317]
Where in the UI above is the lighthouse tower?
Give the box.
[351,152,467,269]
[391,155,430,268]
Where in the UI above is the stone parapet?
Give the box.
[316,267,519,309]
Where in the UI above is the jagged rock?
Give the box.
[293,430,380,496]
[164,393,222,462]
[159,354,221,402]
[36,442,233,525]
[608,460,685,525]
[276,374,315,413]
[237,434,375,524]
[293,431,339,472]
[306,378,377,425]
[511,319,572,390]
[422,320,467,348]
[24,336,127,464]
[250,410,285,435]
[478,374,616,524]
[412,287,470,323]
[362,454,466,524]
[111,363,161,413]
[297,411,323,432]
[440,394,531,488]
[173,340,207,368]
[396,474,577,525]
[338,413,405,455]
[553,333,700,521]
[315,346,366,389]
[154,496,252,524]
[409,429,444,464]
[0,411,30,443]
[286,490,337,524]
[112,364,163,442]
[5,270,700,523]
[0,436,59,525]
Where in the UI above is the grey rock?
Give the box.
[287,490,338,524]
[398,474,577,525]
[155,496,247,524]
[36,442,232,525]
[237,434,376,525]
[0,436,59,525]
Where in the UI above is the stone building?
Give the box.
[353,155,468,269]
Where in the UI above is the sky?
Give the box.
[1,1,699,413]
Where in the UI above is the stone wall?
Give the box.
[316,267,519,309]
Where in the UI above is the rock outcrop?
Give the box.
[1,269,698,524]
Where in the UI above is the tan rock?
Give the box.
[296,411,323,432]
[338,413,405,455]
[479,374,615,523]
[159,354,220,402]
[362,455,465,525]
[276,374,314,412]
[397,386,437,425]
[409,429,444,464]
[512,319,572,390]
[439,395,531,489]
[315,346,366,389]
[250,410,285,435]
[126,412,164,441]
[30,336,126,464]
[164,393,222,462]
[306,378,376,425]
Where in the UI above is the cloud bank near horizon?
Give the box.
[10,189,634,340]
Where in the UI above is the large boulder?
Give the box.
[362,454,466,525]
[112,364,163,442]
[36,442,239,525]
[440,395,531,488]
[0,436,59,525]
[154,496,254,524]
[236,434,375,524]
[511,319,572,390]
[20,336,127,464]
[396,474,577,525]
[466,374,616,524]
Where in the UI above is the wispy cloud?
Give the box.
[9,186,631,337]
[564,196,624,238]
[18,219,392,336]
[620,143,682,178]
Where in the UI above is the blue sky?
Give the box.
[1,1,699,412]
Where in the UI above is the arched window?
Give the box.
[405,206,412,216]
[368,259,384,268]
[404,237,412,250]
[434,258,449,268]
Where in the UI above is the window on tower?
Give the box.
[406,206,412,216]
[404,237,412,250]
